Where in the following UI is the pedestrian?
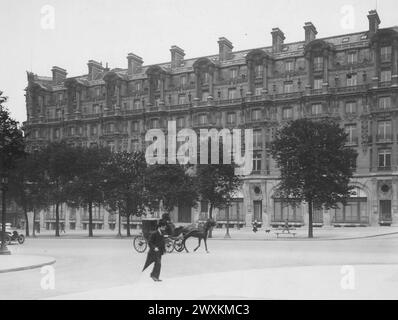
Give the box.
[283,219,290,233]
[142,220,167,282]
[60,222,66,233]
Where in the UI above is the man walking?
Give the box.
[142,220,167,282]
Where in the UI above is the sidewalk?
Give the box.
[28,226,398,241]
[48,264,398,300]
[0,255,56,273]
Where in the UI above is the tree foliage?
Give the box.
[270,118,358,238]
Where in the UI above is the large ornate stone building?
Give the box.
[24,10,398,231]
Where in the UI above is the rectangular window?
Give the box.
[285,61,294,72]
[91,125,97,136]
[345,124,358,145]
[381,70,392,82]
[178,95,186,105]
[107,141,116,152]
[381,46,392,62]
[345,102,357,114]
[313,56,323,71]
[133,100,141,110]
[180,75,187,87]
[131,139,139,152]
[135,81,141,91]
[379,97,391,109]
[347,52,357,64]
[255,65,263,78]
[377,120,392,141]
[150,119,159,129]
[284,82,293,93]
[311,104,322,115]
[230,69,237,79]
[227,112,236,125]
[253,152,262,172]
[255,87,263,96]
[253,129,263,148]
[203,72,210,84]
[202,91,209,102]
[282,107,293,120]
[378,149,391,168]
[95,87,100,97]
[131,121,139,132]
[346,74,357,86]
[313,78,323,90]
[58,93,63,102]
[198,114,208,125]
[228,89,236,100]
[176,117,185,129]
[252,109,262,121]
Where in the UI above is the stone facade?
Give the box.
[23,10,398,230]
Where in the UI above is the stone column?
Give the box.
[160,75,165,102]
[305,54,312,88]
[76,91,81,113]
[103,209,109,230]
[209,69,214,97]
[371,120,378,171]
[323,54,329,84]
[195,71,200,99]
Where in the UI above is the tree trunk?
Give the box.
[225,206,231,238]
[208,203,213,238]
[55,202,60,237]
[308,200,313,238]
[0,187,8,252]
[88,201,93,237]
[126,214,131,237]
[24,207,29,237]
[32,208,36,237]
[117,211,122,237]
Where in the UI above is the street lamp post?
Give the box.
[0,176,10,255]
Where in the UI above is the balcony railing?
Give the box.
[376,134,393,143]
[379,81,392,88]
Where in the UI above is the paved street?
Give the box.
[1,231,398,299]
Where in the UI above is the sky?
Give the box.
[0,0,397,124]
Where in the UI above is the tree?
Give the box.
[196,163,242,238]
[145,164,199,216]
[102,151,148,237]
[67,146,112,237]
[0,92,26,254]
[270,118,358,238]
[38,142,80,237]
[8,153,49,237]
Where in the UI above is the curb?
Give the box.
[0,258,56,274]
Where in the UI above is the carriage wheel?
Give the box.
[18,235,25,244]
[174,238,185,252]
[133,235,147,253]
[5,235,12,245]
[165,238,175,253]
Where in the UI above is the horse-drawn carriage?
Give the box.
[132,218,185,253]
[132,217,216,254]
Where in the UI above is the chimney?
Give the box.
[271,28,285,53]
[218,37,233,61]
[304,22,317,43]
[87,60,104,81]
[127,53,144,75]
[170,46,185,68]
[51,66,67,84]
[368,10,381,36]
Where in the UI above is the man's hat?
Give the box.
[158,220,167,227]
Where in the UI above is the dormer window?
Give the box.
[313,56,323,71]
[255,65,263,78]
[203,72,210,84]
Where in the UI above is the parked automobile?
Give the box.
[0,224,25,245]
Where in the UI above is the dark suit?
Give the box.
[142,229,166,279]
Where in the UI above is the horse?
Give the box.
[182,219,216,253]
